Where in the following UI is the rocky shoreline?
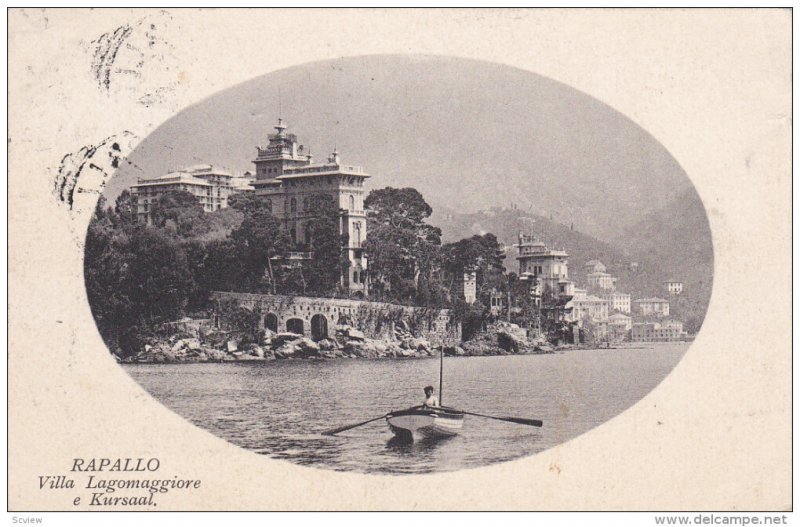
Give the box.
[118,322,555,364]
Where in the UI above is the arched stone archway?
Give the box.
[264,313,278,333]
[311,314,328,341]
[286,318,304,335]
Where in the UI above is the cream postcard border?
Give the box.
[8,8,792,511]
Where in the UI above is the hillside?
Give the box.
[610,187,714,332]
[431,198,712,333]
[105,55,694,242]
[432,205,627,276]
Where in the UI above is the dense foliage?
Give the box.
[85,186,555,357]
[86,190,356,356]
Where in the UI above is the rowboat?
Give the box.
[384,346,465,442]
[322,347,541,439]
[385,406,465,442]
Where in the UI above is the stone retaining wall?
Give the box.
[210,291,461,344]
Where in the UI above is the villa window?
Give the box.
[349,195,355,209]
[354,222,362,247]
[265,199,272,212]
[290,198,297,213]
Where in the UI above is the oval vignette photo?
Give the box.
[84,55,713,474]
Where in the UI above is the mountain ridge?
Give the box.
[106,54,697,242]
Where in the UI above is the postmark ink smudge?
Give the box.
[91,25,133,92]
[87,11,178,105]
[53,131,138,211]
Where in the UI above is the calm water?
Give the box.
[124,344,688,474]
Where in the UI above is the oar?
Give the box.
[462,411,543,427]
[322,413,389,436]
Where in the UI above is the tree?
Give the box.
[442,233,506,302]
[150,191,210,238]
[364,187,442,303]
[123,227,196,322]
[452,299,488,341]
[301,193,348,296]
[85,198,128,354]
[229,198,290,294]
[113,189,138,229]
[85,200,196,356]
[228,192,264,215]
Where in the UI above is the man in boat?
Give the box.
[422,385,439,408]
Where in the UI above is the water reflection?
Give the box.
[386,433,455,452]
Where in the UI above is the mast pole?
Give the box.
[439,348,444,405]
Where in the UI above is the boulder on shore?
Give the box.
[344,340,365,357]
[272,332,304,345]
[318,338,338,351]
[360,339,388,358]
[443,345,466,357]
[293,337,321,357]
[274,342,298,359]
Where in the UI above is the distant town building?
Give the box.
[583,260,617,291]
[230,174,256,194]
[131,164,251,224]
[250,118,369,296]
[586,270,617,291]
[608,313,633,331]
[516,233,575,326]
[631,320,685,342]
[454,270,477,304]
[661,319,685,332]
[608,313,633,341]
[568,288,610,324]
[633,297,670,317]
[584,260,606,274]
[629,262,639,271]
[601,292,631,314]
[516,233,573,297]
[664,280,684,295]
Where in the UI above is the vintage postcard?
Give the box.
[7,8,792,513]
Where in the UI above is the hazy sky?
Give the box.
[108,55,699,241]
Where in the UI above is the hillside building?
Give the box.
[601,292,631,314]
[631,320,685,342]
[587,270,617,291]
[633,297,670,317]
[131,164,252,224]
[516,233,575,325]
[608,313,633,330]
[516,233,573,297]
[568,288,610,324]
[585,260,606,274]
[664,280,684,295]
[583,259,617,291]
[608,313,633,341]
[250,118,369,296]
